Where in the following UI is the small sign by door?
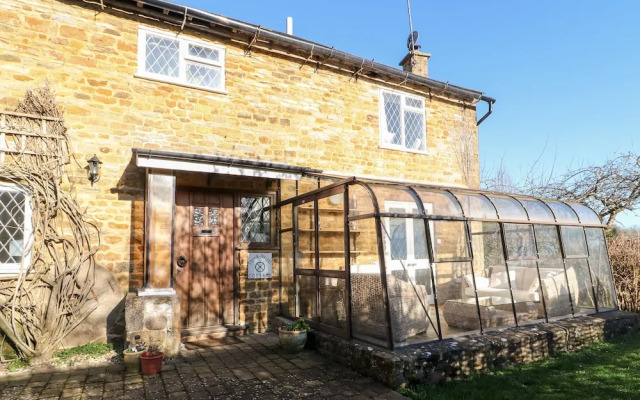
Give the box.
[248,253,272,279]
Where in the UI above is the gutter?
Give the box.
[87,0,496,123]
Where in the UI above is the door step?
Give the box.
[182,324,249,342]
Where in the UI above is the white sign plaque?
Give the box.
[248,253,272,279]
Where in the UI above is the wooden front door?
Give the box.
[174,189,234,333]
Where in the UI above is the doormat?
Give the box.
[184,336,242,350]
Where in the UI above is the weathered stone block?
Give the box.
[125,292,180,357]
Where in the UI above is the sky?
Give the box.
[181,0,640,227]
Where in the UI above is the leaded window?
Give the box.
[241,196,270,243]
[379,89,426,152]
[138,27,225,92]
[0,184,32,273]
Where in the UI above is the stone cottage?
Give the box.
[1,0,615,356]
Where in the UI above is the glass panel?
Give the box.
[351,215,388,344]
[569,203,601,225]
[453,193,498,219]
[319,278,346,329]
[404,110,425,151]
[281,204,292,230]
[565,258,596,313]
[295,203,315,269]
[487,195,527,220]
[381,216,436,345]
[545,201,579,223]
[318,196,345,271]
[382,92,402,146]
[281,232,294,316]
[188,44,220,62]
[372,184,420,215]
[240,196,270,243]
[186,63,222,89]
[519,199,555,222]
[412,188,463,217]
[585,228,616,310]
[208,207,219,226]
[437,262,482,338]
[431,221,469,261]
[147,174,175,288]
[297,275,317,319]
[0,190,26,264]
[468,221,517,331]
[505,260,546,325]
[350,218,387,343]
[405,97,423,108]
[561,226,588,257]
[348,183,375,217]
[504,224,536,260]
[193,207,204,226]
[145,35,179,77]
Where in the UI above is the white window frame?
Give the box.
[378,88,427,154]
[0,183,32,275]
[136,26,226,93]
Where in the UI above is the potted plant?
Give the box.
[123,336,146,373]
[278,318,311,354]
[139,344,164,375]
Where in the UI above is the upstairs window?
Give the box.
[137,27,225,92]
[0,184,32,274]
[379,89,426,152]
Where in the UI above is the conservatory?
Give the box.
[277,178,617,350]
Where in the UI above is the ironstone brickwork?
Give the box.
[0,0,481,334]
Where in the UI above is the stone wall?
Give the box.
[310,311,640,389]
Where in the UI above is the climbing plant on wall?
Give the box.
[0,84,100,362]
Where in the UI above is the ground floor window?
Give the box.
[0,183,32,273]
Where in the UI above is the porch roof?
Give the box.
[133,148,321,181]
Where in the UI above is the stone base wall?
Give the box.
[124,293,180,357]
[309,311,640,389]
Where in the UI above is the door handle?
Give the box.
[177,255,188,269]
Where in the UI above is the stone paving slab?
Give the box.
[0,333,406,399]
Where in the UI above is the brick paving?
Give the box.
[0,333,405,399]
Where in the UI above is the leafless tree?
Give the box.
[483,152,640,227]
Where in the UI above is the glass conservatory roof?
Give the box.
[280,177,604,227]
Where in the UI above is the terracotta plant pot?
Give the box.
[123,350,144,373]
[140,351,164,375]
[278,327,307,354]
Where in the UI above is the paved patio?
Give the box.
[0,333,405,399]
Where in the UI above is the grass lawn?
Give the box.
[398,332,640,400]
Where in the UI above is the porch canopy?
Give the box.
[278,177,617,350]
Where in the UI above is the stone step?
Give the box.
[181,324,249,342]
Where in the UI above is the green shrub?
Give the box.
[7,358,29,372]
[53,342,113,360]
[281,318,311,332]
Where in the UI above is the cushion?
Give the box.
[464,275,490,289]
[490,270,516,289]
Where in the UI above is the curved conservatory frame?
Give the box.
[277,178,617,350]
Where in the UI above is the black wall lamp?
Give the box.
[87,154,102,185]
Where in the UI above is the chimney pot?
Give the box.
[399,51,431,78]
[286,17,293,35]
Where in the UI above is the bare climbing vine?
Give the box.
[0,84,100,362]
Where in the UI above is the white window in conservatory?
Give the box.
[137,27,225,92]
[379,89,426,153]
[0,183,32,274]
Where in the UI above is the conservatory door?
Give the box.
[174,190,234,333]
[384,202,433,302]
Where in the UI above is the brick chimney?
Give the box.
[399,51,431,77]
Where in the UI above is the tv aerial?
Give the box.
[407,30,421,51]
[406,0,421,52]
